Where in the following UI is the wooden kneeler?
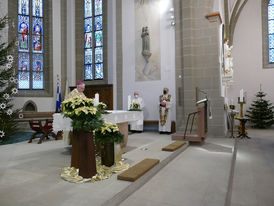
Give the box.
[162,141,186,152]
[117,158,160,182]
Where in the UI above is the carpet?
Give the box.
[0,132,34,145]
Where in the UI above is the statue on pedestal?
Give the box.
[141,26,152,62]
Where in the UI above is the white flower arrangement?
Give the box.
[12,88,18,94]
[3,93,10,99]
[7,109,13,116]
[0,130,5,138]
[0,103,6,110]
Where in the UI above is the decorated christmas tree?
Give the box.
[246,87,274,129]
[0,16,20,139]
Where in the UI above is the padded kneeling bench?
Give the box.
[117,158,160,182]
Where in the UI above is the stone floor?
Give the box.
[0,129,273,206]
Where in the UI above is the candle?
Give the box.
[128,95,131,110]
[94,93,99,106]
[240,89,243,102]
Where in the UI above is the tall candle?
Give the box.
[240,89,244,102]
[128,95,131,110]
[94,93,99,106]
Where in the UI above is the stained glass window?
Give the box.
[18,0,29,15]
[268,1,274,63]
[84,0,103,80]
[18,0,44,89]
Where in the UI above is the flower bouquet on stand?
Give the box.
[95,122,124,167]
[129,102,142,111]
[62,96,106,178]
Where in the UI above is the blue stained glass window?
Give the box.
[18,0,44,89]
[32,35,43,53]
[18,72,30,89]
[85,18,92,32]
[95,47,103,63]
[18,53,30,89]
[33,54,43,71]
[85,49,92,64]
[95,31,103,47]
[85,65,93,80]
[84,0,104,80]
[85,33,92,48]
[33,17,43,35]
[18,15,29,33]
[18,0,29,15]
[94,0,102,16]
[95,63,103,79]
[85,0,92,18]
[94,16,102,31]
[18,53,30,71]
[18,34,29,52]
[32,72,44,89]
[32,0,43,17]
[269,2,274,63]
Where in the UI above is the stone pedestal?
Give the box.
[117,122,128,148]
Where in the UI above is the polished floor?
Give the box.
[0,129,273,206]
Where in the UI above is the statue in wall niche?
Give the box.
[141,26,152,62]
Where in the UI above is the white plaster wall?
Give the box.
[228,0,274,113]
[13,0,62,112]
[0,0,8,50]
[67,0,76,87]
[122,0,176,121]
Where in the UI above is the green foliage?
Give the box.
[94,122,124,143]
[95,130,124,144]
[0,16,20,139]
[62,96,104,132]
[246,90,274,129]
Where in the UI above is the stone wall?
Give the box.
[174,0,226,136]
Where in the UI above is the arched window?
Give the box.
[84,0,104,80]
[17,0,44,89]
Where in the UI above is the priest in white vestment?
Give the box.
[67,82,86,99]
[130,92,144,132]
[159,88,172,133]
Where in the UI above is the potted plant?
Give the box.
[129,102,142,111]
[95,122,124,167]
[62,97,106,178]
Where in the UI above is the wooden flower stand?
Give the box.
[101,142,115,167]
[71,130,97,178]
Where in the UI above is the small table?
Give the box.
[235,117,250,139]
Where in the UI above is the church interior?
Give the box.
[0,0,274,206]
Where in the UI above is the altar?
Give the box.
[52,110,144,147]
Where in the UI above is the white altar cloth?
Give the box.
[53,110,143,133]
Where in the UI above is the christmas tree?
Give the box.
[0,16,20,139]
[246,88,274,129]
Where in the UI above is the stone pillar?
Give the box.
[174,0,225,137]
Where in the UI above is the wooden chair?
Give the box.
[28,119,57,144]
